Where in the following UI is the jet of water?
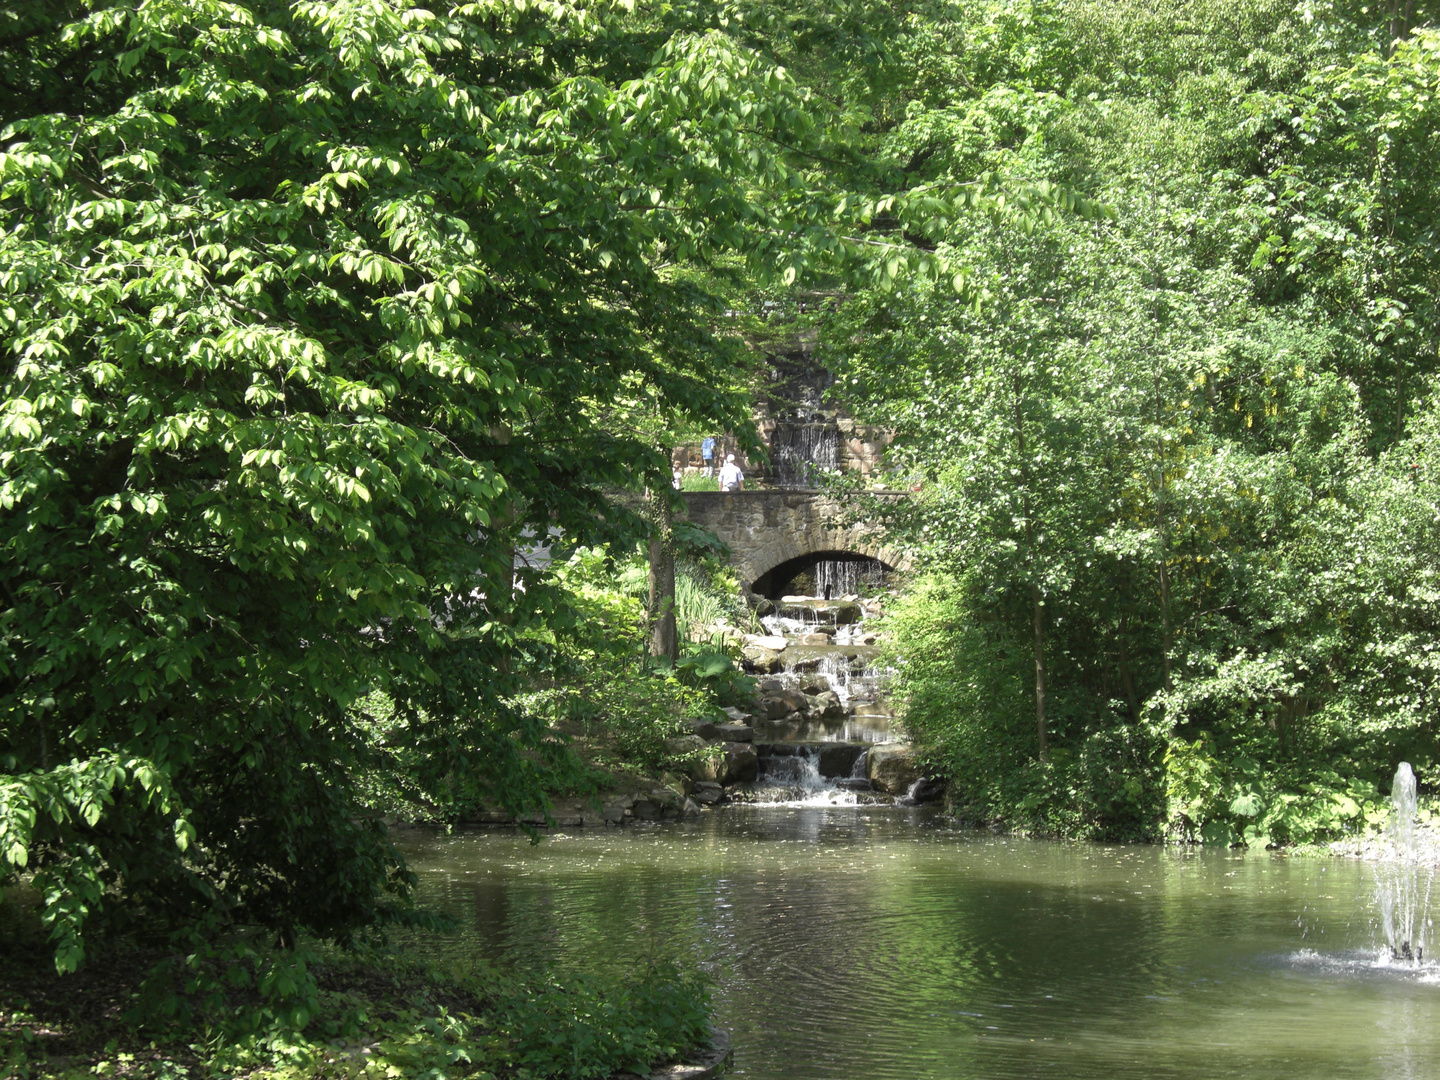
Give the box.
[1376,762,1435,963]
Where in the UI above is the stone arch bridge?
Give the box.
[679,489,911,593]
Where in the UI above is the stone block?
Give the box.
[867,743,924,795]
[744,633,788,651]
[741,645,782,674]
[818,743,866,778]
[666,735,707,757]
[720,742,759,785]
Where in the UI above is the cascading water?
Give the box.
[753,747,858,806]
[772,424,839,487]
[813,557,886,601]
[1375,762,1435,963]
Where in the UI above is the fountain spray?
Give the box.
[1375,762,1435,963]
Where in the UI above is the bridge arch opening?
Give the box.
[752,550,892,601]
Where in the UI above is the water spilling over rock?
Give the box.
[773,423,839,487]
[1375,761,1435,963]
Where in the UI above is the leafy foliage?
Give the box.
[832,0,1440,844]
[0,0,918,970]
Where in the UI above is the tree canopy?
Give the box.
[0,0,935,969]
[826,0,1440,843]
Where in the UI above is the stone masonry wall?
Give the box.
[679,489,911,591]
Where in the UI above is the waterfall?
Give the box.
[753,747,857,806]
[1376,762,1435,963]
[812,557,885,600]
[773,423,839,487]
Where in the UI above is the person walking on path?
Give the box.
[701,436,716,476]
[718,453,744,492]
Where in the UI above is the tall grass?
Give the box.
[675,569,731,640]
[679,472,718,491]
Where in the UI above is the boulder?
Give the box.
[799,633,834,645]
[834,777,872,792]
[660,771,694,796]
[692,781,725,805]
[665,734,707,758]
[800,679,829,696]
[897,777,947,805]
[757,678,786,693]
[720,742,759,784]
[740,645,783,674]
[759,691,808,720]
[818,743,866,778]
[685,746,726,783]
[743,633,788,651]
[867,743,925,795]
[722,706,748,723]
[715,722,753,743]
[773,689,810,715]
[688,719,721,740]
[811,690,844,718]
[760,696,792,720]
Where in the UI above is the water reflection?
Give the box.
[396,809,1440,1079]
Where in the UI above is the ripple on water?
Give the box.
[395,810,1440,1080]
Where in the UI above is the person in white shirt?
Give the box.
[718,453,744,492]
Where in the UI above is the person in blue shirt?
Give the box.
[701,436,716,476]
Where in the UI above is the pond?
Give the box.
[397,807,1440,1080]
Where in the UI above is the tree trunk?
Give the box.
[1031,580,1048,763]
[1157,553,1174,692]
[489,424,515,675]
[1153,376,1174,693]
[1014,373,1048,762]
[1117,614,1140,724]
[648,491,678,664]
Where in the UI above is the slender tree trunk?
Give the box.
[1031,580,1048,762]
[648,490,678,663]
[1014,373,1048,762]
[1153,374,1174,693]
[1388,0,1415,53]
[1157,551,1174,692]
[488,425,515,675]
[1117,614,1140,724]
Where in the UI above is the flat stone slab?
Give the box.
[743,633,788,650]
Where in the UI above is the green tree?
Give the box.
[0,0,899,970]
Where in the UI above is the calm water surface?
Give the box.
[396,807,1440,1079]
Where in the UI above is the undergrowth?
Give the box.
[0,923,712,1080]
